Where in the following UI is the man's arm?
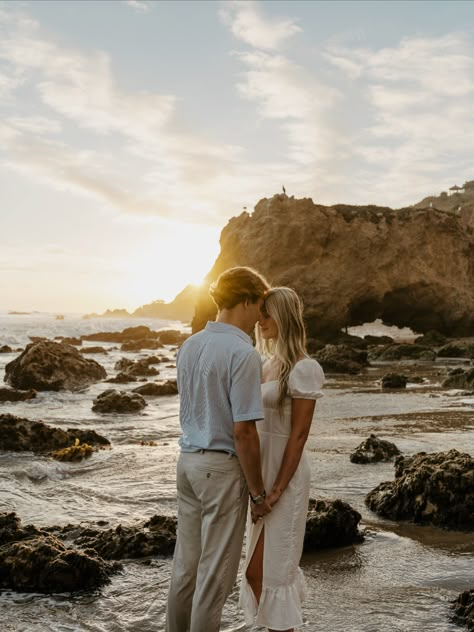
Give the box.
[233,421,271,519]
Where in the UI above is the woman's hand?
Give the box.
[266,488,283,507]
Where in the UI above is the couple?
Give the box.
[166,266,325,632]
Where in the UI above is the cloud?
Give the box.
[323,33,474,205]
[219,0,301,51]
[0,6,251,224]
[124,0,152,12]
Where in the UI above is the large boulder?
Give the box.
[0,513,120,592]
[303,498,364,551]
[0,413,110,453]
[192,195,474,338]
[4,341,106,391]
[350,434,401,464]
[92,390,147,413]
[365,449,474,530]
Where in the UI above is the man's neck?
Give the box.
[216,307,249,335]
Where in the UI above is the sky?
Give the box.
[1,0,474,313]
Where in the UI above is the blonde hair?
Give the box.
[209,266,270,310]
[256,287,307,407]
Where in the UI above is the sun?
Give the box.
[121,221,221,308]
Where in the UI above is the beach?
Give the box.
[0,313,473,631]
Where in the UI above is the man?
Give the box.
[166,266,272,632]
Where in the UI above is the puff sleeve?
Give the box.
[288,358,325,399]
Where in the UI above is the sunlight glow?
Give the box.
[119,222,221,308]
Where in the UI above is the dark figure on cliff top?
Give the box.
[282,185,286,194]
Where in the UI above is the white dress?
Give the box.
[239,358,325,630]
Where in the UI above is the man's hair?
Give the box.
[209,266,270,310]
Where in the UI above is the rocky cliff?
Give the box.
[192,194,474,338]
[84,285,199,323]
[414,180,474,230]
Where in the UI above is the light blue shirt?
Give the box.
[177,321,264,454]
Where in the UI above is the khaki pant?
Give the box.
[166,451,248,632]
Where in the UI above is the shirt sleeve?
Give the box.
[288,359,325,400]
[229,349,264,422]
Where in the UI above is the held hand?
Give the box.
[250,498,272,524]
[266,488,282,507]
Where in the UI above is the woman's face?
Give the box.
[258,306,278,340]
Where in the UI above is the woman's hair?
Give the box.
[256,287,307,407]
[209,266,270,310]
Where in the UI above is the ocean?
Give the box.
[0,313,473,631]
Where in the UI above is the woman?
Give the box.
[239,287,325,632]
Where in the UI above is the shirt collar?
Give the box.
[205,321,253,344]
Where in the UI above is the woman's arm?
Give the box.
[266,397,316,507]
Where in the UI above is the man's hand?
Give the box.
[250,498,272,523]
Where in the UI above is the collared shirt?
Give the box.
[177,321,264,454]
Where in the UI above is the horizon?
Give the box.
[2,0,474,312]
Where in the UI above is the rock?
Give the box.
[451,589,474,632]
[92,390,147,413]
[414,331,447,347]
[0,345,13,353]
[0,387,37,402]
[0,512,119,592]
[57,514,177,559]
[157,330,189,345]
[192,195,474,338]
[0,414,110,453]
[123,359,160,377]
[350,434,401,464]
[140,355,162,365]
[442,368,474,389]
[52,439,94,462]
[80,346,108,354]
[82,326,157,343]
[132,285,200,322]
[59,337,82,346]
[364,335,394,345]
[314,344,368,374]
[306,338,326,354]
[4,341,106,391]
[381,373,408,389]
[303,498,364,551]
[132,380,178,396]
[105,372,138,384]
[365,449,474,530]
[114,358,135,371]
[437,343,474,359]
[120,339,164,352]
[368,343,436,361]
